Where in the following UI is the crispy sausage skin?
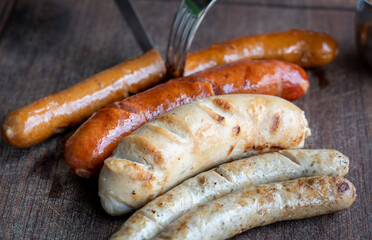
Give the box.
[111,149,349,240]
[2,30,336,149]
[154,176,356,240]
[64,60,309,178]
[185,29,338,75]
[1,50,166,148]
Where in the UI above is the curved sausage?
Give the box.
[64,60,309,178]
[1,50,166,148]
[110,149,349,240]
[154,176,356,240]
[185,29,338,75]
[99,94,311,215]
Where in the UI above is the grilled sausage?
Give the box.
[111,149,349,240]
[1,50,166,148]
[2,30,336,148]
[184,29,338,75]
[65,60,309,178]
[99,94,311,215]
[154,176,356,240]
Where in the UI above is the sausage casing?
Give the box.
[111,149,349,240]
[2,50,165,148]
[185,29,338,75]
[65,60,309,177]
[99,94,311,215]
[154,176,356,240]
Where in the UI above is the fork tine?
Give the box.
[177,17,204,71]
[173,11,193,62]
[169,17,193,66]
[166,0,217,78]
[173,13,195,68]
[166,3,187,67]
[173,14,200,75]
[168,11,196,77]
[174,17,198,73]
[168,13,183,47]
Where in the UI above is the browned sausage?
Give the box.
[2,50,166,148]
[184,29,338,75]
[64,60,309,178]
[2,30,337,149]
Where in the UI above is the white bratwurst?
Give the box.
[110,149,349,240]
[99,94,311,215]
[154,176,356,240]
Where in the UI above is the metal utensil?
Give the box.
[356,0,372,67]
[166,0,217,78]
[115,0,154,52]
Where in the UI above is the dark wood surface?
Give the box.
[0,0,371,239]
[0,0,17,37]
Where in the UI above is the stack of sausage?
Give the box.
[1,29,356,239]
[99,94,355,240]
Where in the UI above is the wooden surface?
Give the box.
[0,0,17,37]
[0,0,371,239]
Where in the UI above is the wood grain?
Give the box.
[0,0,17,37]
[0,0,370,239]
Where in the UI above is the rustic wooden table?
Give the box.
[0,0,371,239]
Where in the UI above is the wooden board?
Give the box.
[0,0,17,37]
[0,0,370,239]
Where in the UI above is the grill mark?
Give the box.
[270,145,284,151]
[244,144,283,153]
[114,141,149,166]
[213,169,233,184]
[153,150,164,164]
[156,114,192,139]
[227,145,235,158]
[217,115,225,122]
[185,172,231,204]
[119,156,149,168]
[107,192,136,210]
[123,135,163,166]
[233,125,241,136]
[336,181,350,193]
[146,124,186,144]
[135,210,164,228]
[244,144,253,152]
[197,175,207,186]
[295,134,304,145]
[212,98,233,112]
[196,102,227,125]
[278,150,301,166]
[270,113,280,134]
[246,144,265,152]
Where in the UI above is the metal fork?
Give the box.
[166,0,217,78]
